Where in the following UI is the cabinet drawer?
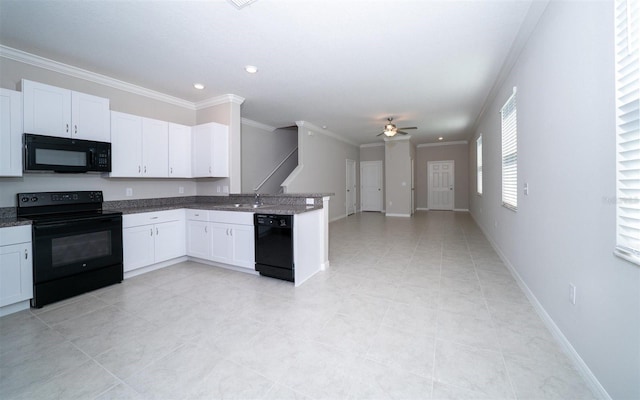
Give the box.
[186,209,209,221]
[0,225,31,246]
[123,209,185,228]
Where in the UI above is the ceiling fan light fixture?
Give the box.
[383,129,396,137]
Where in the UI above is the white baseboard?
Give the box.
[124,256,189,279]
[454,208,470,212]
[416,207,429,211]
[385,213,411,217]
[469,213,611,400]
[0,300,30,317]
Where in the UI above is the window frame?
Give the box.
[477,135,483,195]
[501,87,518,211]
[614,0,640,265]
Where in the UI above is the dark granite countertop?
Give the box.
[0,218,32,228]
[116,202,322,216]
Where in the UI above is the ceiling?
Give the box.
[0,0,539,145]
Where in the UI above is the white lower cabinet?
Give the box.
[186,210,255,270]
[0,225,33,314]
[122,210,186,272]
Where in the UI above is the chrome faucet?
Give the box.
[254,192,262,205]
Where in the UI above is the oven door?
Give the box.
[32,215,123,284]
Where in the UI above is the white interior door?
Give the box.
[346,159,357,216]
[428,161,455,210]
[360,161,383,212]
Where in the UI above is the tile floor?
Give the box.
[0,211,597,399]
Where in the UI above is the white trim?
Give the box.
[0,45,245,111]
[385,213,411,217]
[1,45,196,109]
[469,213,611,400]
[0,300,30,317]
[360,142,385,148]
[295,121,359,147]
[453,208,470,212]
[195,94,245,109]
[241,118,276,132]
[417,140,468,148]
[416,207,430,211]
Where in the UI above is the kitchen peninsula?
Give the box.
[105,193,332,286]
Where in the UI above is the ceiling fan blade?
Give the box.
[397,131,410,135]
[397,127,417,130]
[376,132,385,136]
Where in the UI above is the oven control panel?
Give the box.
[17,191,104,207]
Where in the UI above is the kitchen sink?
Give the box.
[233,203,266,209]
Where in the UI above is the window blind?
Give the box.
[477,135,483,195]
[615,0,640,264]
[501,88,518,210]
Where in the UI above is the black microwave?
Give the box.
[24,134,111,173]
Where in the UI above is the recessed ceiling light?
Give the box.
[193,83,205,90]
[245,65,258,74]
[438,137,444,141]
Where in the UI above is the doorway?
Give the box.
[427,160,455,210]
[346,159,357,216]
[360,161,383,212]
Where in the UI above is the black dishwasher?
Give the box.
[254,214,294,282]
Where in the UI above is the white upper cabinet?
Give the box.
[0,88,23,177]
[22,79,110,142]
[110,111,142,177]
[168,123,191,178]
[71,91,110,142]
[191,122,229,178]
[141,117,168,177]
[110,112,169,178]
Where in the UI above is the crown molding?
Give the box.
[0,45,197,110]
[417,140,468,148]
[296,121,358,147]
[241,118,276,132]
[0,44,246,111]
[360,142,385,148]
[195,94,245,109]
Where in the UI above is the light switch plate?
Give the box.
[306,198,314,205]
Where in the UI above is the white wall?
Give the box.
[469,2,639,399]
[384,138,412,216]
[241,124,298,194]
[283,122,359,222]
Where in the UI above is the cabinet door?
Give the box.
[191,124,212,177]
[168,123,192,178]
[0,89,23,177]
[230,224,255,269]
[142,117,169,177]
[71,91,110,142]
[123,225,155,272]
[210,222,232,263]
[0,243,33,307]
[155,220,186,262]
[22,80,71,138]
[110,111,142,177]
[211,123,229,177]
[186,220,210,259]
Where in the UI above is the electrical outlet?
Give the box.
[125,188,133,197]
[306,198,314,205]
[524,183,529,196]
[216,186,221,193]
[178,186,184,194]
[569,283,576,305]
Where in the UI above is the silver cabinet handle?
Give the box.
[229,229,233,237]
[138,166,141,173]
[66,123,69,133]
[25,249,28,259]
[74,125,78,134]
[151,216,159,220]
[144,166,147,173]
[156,227,159,235]
[209,166,212,174]
[205,226,208,233]
[150,228,153,236]
[170,167,173,174]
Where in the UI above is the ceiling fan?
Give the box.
[376,117,417,137]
